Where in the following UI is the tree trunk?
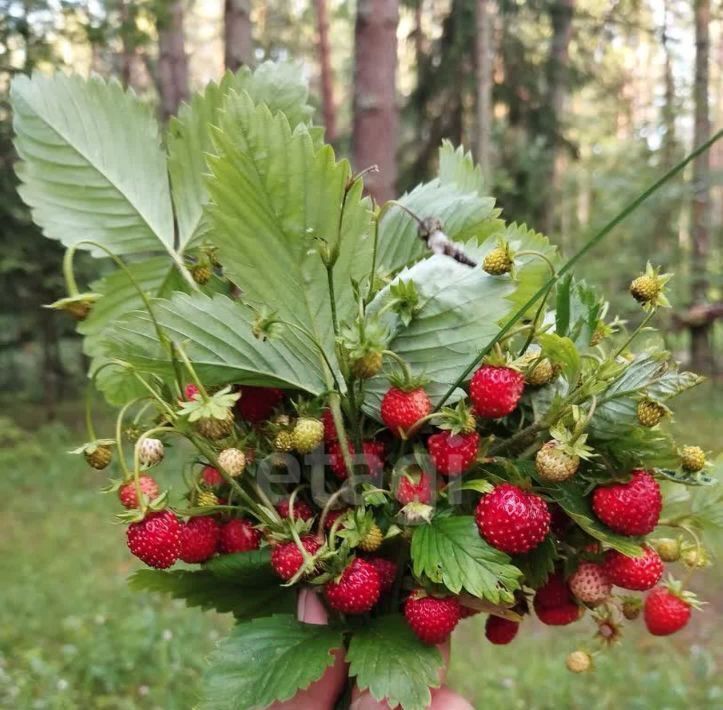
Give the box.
[352,0,400,204]
[224,0,253,71]
[541,0,574,234]
[314,0,336,142]
[475,0,494,182]
[156,0,189,120]
[690,0,714,373]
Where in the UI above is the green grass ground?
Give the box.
[1,385,721,709]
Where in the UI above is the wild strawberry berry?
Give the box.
[184,383,200,400]
[533,573,582,626]
[485,615,519,644]
[126,510,181,569]
[218,519,261,554]
[324,558,381,614]
[404,592,462,645]
[381,387,431,436]
[217,447,246,477]
[525,357,555,386]
[275,499,314,521]
[328,440,350,479]
[535,442,580,482]
[603,545,664,591]
[359,523,383,552]
[592,470,662,536]
[329,439,385,480]
[427,431,480,477]
[680,446,706,473]
[202,466,223,487]
[643,587,693,636]
[395,468,433,505]
[351,351,383,379]
[270,536,322,581]
[475,484,551,554]
[196,490,219,508]
[235,385,284,423]
[196,413,235,440]
[653,537,681,562]
[291,417,325,453]
[460,605,481,619]
[179,516,220,563]
[568,562,611,606]
[469,365,524,419]
[84,444,112,470]
[191,263,211,284]
[138,438,164,467]
[321,409,338,442]
[118,475,160,509]
[273,430,295,453]
[323,508,350,531]
[362,440,386,477]
[565,650,592,673]
[630,274,660,304]
[621,596,642,620]
[482,245,513,275]
[636,399,667,427]
[366,557,397,593]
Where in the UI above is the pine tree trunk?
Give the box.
[475,0,494,182]
[352,0,400,203]
[541,0,574,234]
[690,0,714,373]
[157,0,189,120]
[314,0,336,141]
[224,0,253,71]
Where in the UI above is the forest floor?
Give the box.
[0,385,720,709]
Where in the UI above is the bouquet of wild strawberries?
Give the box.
[11,62,720,709]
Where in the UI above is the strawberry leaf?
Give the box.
[128,569,294,619]
[203,549,277,584]
[347,615,443,710]
[513,535,557,588]
[411,515,522,603]
[200,614,343,709]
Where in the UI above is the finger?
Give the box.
[297,586,329,625]
[429,687,475,710]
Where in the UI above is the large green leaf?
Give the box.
[128,569,294,619]
[591,353,703,441]
[375,147,499,275]
[168,62,315,249]
[11,74,178,262]
[411,515,522,603]
[201,615,343,710]
[365,249,516,415]
[204,90,372,383]
[347,615,443,710]
[203,548,277,584]
[104,291,328,394]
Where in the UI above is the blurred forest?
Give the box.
[1,0,721,415]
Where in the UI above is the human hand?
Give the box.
[268,589,473,710]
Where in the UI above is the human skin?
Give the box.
[268,588,473,710]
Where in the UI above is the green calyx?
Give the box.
[436,400,477,435]
[178,385,240,422]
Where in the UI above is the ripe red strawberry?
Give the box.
[184,383,200,400]
[328,440,350,479]
[367,557,397,594]
[533,572,582,626]
[603,545,664,591]
[475,484,551,554]
[644,587,693,636]
[322,409,338,442]
[126,510,181,569]
[275,499,314,521]
[118,475,160,509]
[179,516,220,563]
[236,385,284,423]
[324,558,381,614]
[328,439,385,480]
[396,469,433,505]
[592,469,662,536]
[485,615,519,644]
[381,387,431,436]
[568,562,611,605]
[469,365,524,419]
[404,592,462,645]
[201,465,224,487]
[428,430,480,476]
[271,536,322,581]
[218,519,261,554]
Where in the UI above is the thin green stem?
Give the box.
[515,250,557,277]
[84,388,97,441]
[114,400,138,479]
[326,266,340,339]
[173,342,210,401]
[435,128,723,411]
[62,247,81,296]
[612,310,656,359]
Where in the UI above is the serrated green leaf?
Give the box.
[169,62,314,249]
[411,515,522,602]
[203,548,276,584]
[11,73,178,261]
[537,332,581,383]
[104,292,327,394]
[347,615,443,710]
[438,140,485,195]
[201,615,343,710]
[544,478,644,556]
[204,90,372,384]
[365,250,516,416]
[128,569,294,619]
